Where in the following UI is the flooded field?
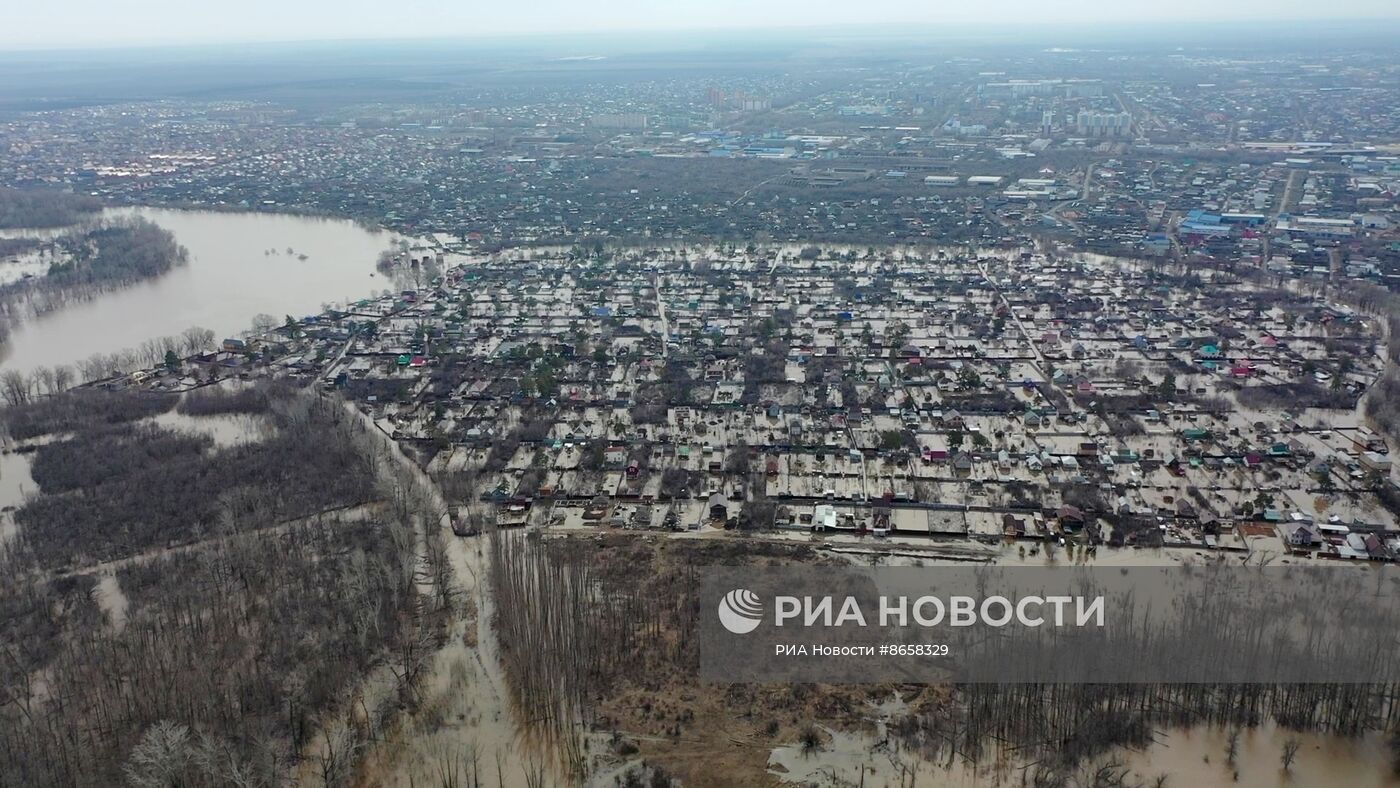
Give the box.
[925,724,1400,787]
[0,207,404,375]
[1119,725,1399,788]
[770,708,1400,787]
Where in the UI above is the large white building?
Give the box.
[1075,110,1132,138]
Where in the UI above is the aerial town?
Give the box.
[4,44,1400,274]
[107,237,1399,566]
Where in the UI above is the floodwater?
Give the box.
[0,445,35,547]
[0,248,53,286]
[147,409,273,448]
[322,403,547,788]
[0,446,34,509]
[0,207,405,375]
[93,573,129,635]
[0,405,267,549]
[1120,725,1399,788]
[921,724,1400,787]
[768,700,1400,787]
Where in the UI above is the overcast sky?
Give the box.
[7,0,1400,50]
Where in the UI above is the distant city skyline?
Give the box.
[7,0,1400,50]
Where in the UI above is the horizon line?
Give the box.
[4,16,1400,55]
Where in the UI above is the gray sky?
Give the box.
[7,0,1400,49]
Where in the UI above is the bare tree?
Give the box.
[51,364,74,392]
[78,354,107,382]
[315,714,363,788]
[249,313,278,337]
[1281,737,1301,772]
[138,338,160,366]
[0,369,31,405]
[123,721,192,788]
[31,366,56,396]
[181,326,215,355]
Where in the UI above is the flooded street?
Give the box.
[0,207,404,375]
[338,402,547,788]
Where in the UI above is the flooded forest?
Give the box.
[0,384,443,785]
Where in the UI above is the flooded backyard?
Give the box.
[0,206,405,375]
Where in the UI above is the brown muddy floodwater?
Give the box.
[769,695,1399,787]
[1119,724,1398,788]
[937,724,1400,787]
[0,207,403,376]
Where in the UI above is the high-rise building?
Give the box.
[1075,110,1132,138]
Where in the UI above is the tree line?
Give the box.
[0,388,177,439]
[0,187,102,229]
[0,326,216,407]
[489,530,665,781]
[175,385,272,417]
